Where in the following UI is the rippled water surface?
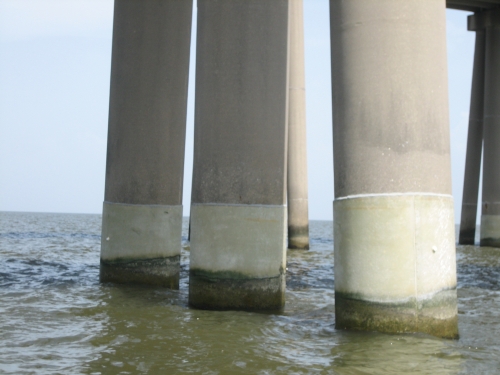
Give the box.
[1,211,499,374]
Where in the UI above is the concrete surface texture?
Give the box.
[104,0,192,206]
[101,202,182,260]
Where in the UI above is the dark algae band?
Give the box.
[459,228,476,245]
[189,268,263,281]
[480,237,500,247]
[288,225,310,249]
[100,255,180,288]
[189,270,285,311]
[335,290,459,339]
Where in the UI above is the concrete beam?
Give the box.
[468,8,500,30]
[447,0,500,12]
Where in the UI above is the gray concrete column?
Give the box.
[100,0,192,287]
[479,10,500,247]
[287,0,310,250]
[189,0,289,311]
[459,29,486,245]
[330,0,458,338]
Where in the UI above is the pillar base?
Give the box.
[335,289,458,339]
[189,203,287,310]
[459,228,476,245]
[189,271,284,311]
[333,194,458,338]
[100,256,179,288]
[288,225,310,249]
[459,204,478,245]
[480,214,500,247]
[100,201,182,288]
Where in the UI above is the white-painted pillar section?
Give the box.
[287,0,310,250]
[100,0,192,287]
[330,0,458,338]
[189,0,289,311]
[459,29,485,245]
[479,9,500,247]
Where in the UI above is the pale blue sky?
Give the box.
[0,0,476,222]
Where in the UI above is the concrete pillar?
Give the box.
[330,0,458,338]
[474,10,500,248]
[287,0,310,250]
[189,0,289,311]
[459,29,486,245]
[100,0,192,287]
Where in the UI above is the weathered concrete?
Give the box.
[481,216,500,246]
[335,289,458,339]
[334,195,458,338]
[100,202,182,287]
[100,257,179,288]
[189,204,286,311]
[190,0,289,310]
[287,0,310,250]
[101,0,192,286]
[459,29,485,245]
[330,0,458,338]
[191,0,288,207]
[480,12,500,247]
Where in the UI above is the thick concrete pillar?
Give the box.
[189,0,289,311]
[458,29,486,245]
[100,0,192,287]
[330,0,458,338]
[287,0,310,250]
[477,10,500,247]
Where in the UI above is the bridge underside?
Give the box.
[447,0,500,12]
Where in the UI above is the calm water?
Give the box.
[0,211,499,374]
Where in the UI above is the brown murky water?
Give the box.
[1,211,499,374]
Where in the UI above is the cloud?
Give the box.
[0,0,113,42]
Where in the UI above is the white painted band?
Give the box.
[334,194,457,303]
[101,201,182,261]
[190,203,287,278]
[335,192,453,201]
[480,214,500,241]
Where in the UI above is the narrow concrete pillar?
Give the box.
[479,10,500,247]
[189,0,289,311]
[458,29,486,245]
[100,0,192,287]
[287,0,310,250]
[330,0,458,338]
